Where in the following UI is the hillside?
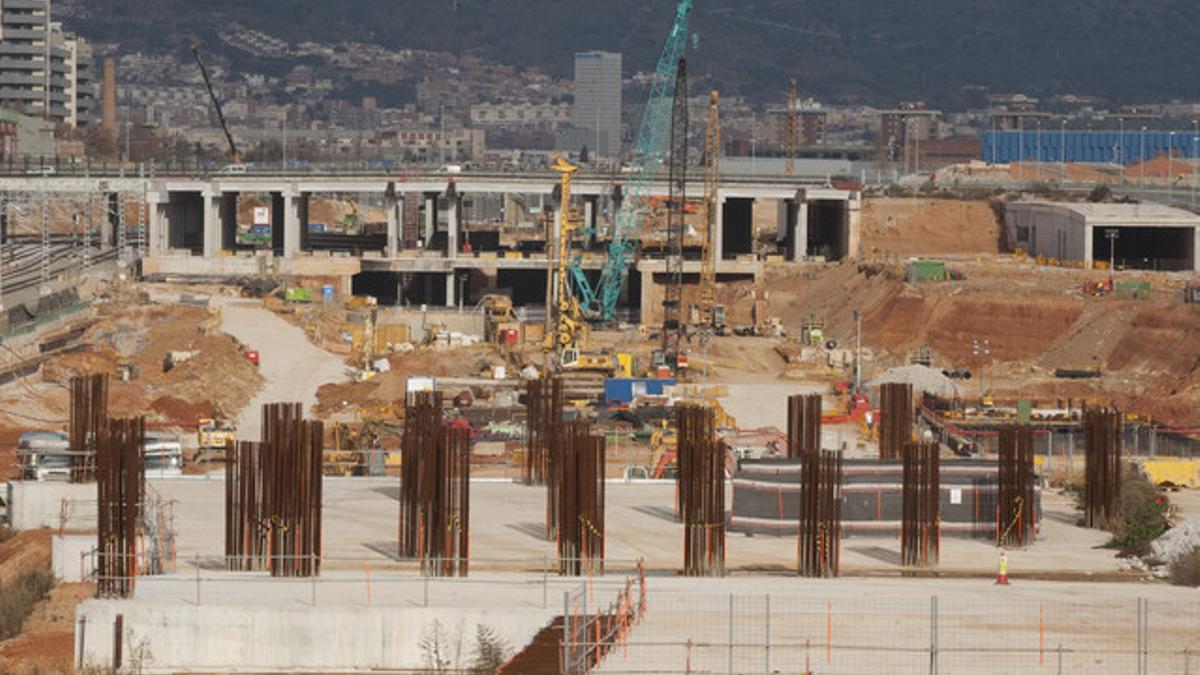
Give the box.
[57,0,1200,106]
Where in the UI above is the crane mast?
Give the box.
[570,0,693,323]
[661,58,688,366]
[697,90,720,336]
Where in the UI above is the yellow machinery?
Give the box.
[478,293,516,343]
[195,418,236,464]
[545,156,587,357]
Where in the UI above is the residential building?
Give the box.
[0,1,95,127]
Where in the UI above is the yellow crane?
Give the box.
[545,156,587,357]
[696,91,722,337]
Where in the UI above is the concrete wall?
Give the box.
[76,601,553,673]
[380,307,486,342]
[1004,203,1087,264]
[6,480,96,530]
[53,534,95,582]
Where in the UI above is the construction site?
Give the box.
[2,4,1200,675]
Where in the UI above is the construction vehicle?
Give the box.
[545,156,588,357]
[799,316,826,346]
[191,44,242,167]
[570,0,693,323]
[478,294,516,344]
[194,417,236,464]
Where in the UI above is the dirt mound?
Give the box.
[315,345,500,418]
[860,198,1001,257]
[1106,307,1200,376]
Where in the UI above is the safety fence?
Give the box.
[561,561,648,673]
[591,592,1199,675]
[83,551,648,610]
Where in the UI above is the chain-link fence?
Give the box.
[587,592,1199,675]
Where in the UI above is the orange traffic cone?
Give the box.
[995,548,1010,585]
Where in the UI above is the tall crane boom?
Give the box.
[786,79,798,177]
[697,90,720,334]
[570,0,693,323]
[191,44,241,165]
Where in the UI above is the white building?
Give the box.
[1005,201,1200,272]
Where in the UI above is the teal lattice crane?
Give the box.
[570,0,693,323]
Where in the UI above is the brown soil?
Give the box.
[314,345,500,418]
[0,583,93,675]
[0,531,52,587]
[860,198,1001,257]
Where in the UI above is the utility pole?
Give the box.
[1061,119,1067,167]
[1141,126,1148,184]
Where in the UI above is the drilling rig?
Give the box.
[693,90,724,339]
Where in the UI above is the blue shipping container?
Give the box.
[604,378,677,405]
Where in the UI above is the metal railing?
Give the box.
[590,592,1199,675]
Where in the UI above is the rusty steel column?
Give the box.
[223,403,323,577]
[797,449,843,577]
[878,382,913,460]
[556,420,606,576]
[1084,408,1123,529]
[399,390,470,576]
[787,393,822,457]
[400,391,442,557]
[96,417,144,598]
[70,374,109,483]
[901,442,940,566]
[997,428,1036,546]
[678,404,725,577]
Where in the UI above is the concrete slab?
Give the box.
[53,533,95,581]
[5,480,95,530]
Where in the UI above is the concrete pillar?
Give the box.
[793,190,809,262]
[584,197,597,231]
[385,191,400,258]
[445,271,456,308]
[101,193,116,251]
[423,193,437,244]
[283,189,303,259]
[847,192,862,259]
[639,269,654,326]
[1084,224,1095,269]
[146,191,167,255]
[202,188,220,257]
[447,192,460,259]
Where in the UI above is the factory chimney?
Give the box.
[101,58,117,141]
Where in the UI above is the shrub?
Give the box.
[1169,547,1200,587]
[0,569,56,640]
[1105,471,1170,557]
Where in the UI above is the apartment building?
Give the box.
[0,0,96,127]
